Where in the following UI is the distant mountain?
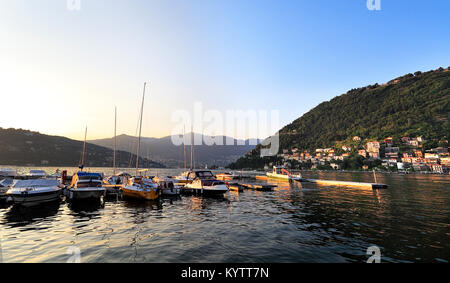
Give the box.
[0,128,165,168]
[89,133,259,168]
[229,67,450,169]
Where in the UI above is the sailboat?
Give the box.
[121,82,161,201]
[67,127,106,201]
[174,128,196,184]
[104,107,126,194]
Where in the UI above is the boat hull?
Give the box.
[122,186,160,200]
[266,173,302,182]
[185,184,229,195]
[68,188,105,200]
[9,190,62,207]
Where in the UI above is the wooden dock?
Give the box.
[304,179,388,189]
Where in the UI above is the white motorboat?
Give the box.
[67,172,106,200]
[0,168,17,178]
[26,170,47,178]
[6,179,62,207]
[266,166,302,182]
[184,170,229,195]
[153,176,181,196]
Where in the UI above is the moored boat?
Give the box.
[266,166,302,182]
[122,176,160,200]
[6,179,62,207]
[216,172,241,181]
[67,172,106,200]
[0,168,17,178]
[153,176,181,196]
[26,170,47,179]
[184,170,229,196]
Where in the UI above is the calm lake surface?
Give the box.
[1,167,449,263]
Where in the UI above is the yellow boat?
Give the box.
[121,177,160,200]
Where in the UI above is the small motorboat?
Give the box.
[174,171,194,184]
[153,176,181,196]
[216,172,241,181]
[6,179,62,207]
[266,166,302,182]
[26,170,47,179]
[121,176,160,200]
[0,168,17,178]
[184,170,229,196]
[67,172,106,200]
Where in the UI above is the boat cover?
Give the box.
[0,178,15,187]
[13,179,59,188]
[76,172,102,178]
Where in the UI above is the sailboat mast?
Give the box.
[136,82,146,176]
[113,107,117,176]
[183,125,186,170]
[190,125,193,170]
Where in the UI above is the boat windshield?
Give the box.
[201,180,225,186]
[195,171,215,179]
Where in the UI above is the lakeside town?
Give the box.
[273,136,450,174]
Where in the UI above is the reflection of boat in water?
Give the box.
[68,172,106,200]
[3,201,61,227]
[154,176,181,196]
[6,179,62,207]
[266,166,302,182]
[185,170,229,196]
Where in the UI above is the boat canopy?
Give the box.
[75,172,102,178]
[13,179,59,188]
[0,178,15,187]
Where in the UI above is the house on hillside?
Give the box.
[384,137,393,147]
[353,136,361,142]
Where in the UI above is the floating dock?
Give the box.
[304,179,388,189]
[227,183,244,192]
[240,183,277,191]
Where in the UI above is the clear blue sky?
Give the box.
[0,0,449,140]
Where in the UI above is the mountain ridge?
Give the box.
[0,128,165,168]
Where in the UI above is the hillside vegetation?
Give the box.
[229,67,449,169]
[0,128,165,168]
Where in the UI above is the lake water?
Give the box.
[0,167,449,263]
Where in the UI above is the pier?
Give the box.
[303,179,388,189]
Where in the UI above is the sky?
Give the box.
[0,0,449,141]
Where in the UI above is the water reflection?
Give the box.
[2,202,61,229]
[0,170,448,263]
